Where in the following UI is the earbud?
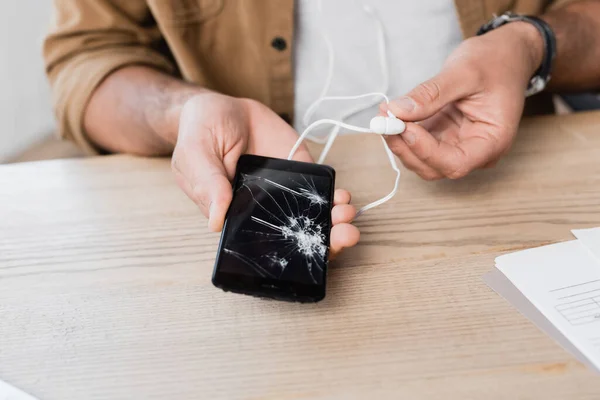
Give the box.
[369,114,406,135]
[289,95,403,218]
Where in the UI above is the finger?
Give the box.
[400,122,500,179]
[190,158,232,231]
[329,223,360,260]
[334,188,351,205]
[385,135,444,181]
[172,145,233,232]
[247,105,314,163]
[204,170,233,232]
[290,144,313,163]
[332,204,356,225]
[384,63,477,122]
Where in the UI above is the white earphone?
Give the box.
[370,112,406,135]
[287,1,405,218]
[288,95,405,218]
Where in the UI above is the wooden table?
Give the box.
[2,112,600,400]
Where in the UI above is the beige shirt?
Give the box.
[44,0,573,154]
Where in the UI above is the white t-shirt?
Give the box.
[293,0,463,134]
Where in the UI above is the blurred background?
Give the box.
[0,1,80,164]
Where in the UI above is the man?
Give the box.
[44,0,600,254]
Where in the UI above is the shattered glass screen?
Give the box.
[220,168,332,285]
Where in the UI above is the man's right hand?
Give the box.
[171,92,360,256]
[171,93,311,230]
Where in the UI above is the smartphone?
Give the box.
[212,155,336,302]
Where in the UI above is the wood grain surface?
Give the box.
[2,111,600,400]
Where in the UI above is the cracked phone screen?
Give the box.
[220,167,332,285]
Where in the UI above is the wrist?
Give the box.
[498,21,545,80]
[138,70,211,147]
[158,88,210,146]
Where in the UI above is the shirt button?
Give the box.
[279,113,291,124]
[271,36,287,51]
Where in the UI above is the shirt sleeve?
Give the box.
[43,0,176,154]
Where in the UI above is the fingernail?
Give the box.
[393,97,415,113]
[403,131,416,146]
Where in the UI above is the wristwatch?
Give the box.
[477,12,557,97]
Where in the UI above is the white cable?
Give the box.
[299,92,390,163]
[304,2,389,129]
[316,0,334,104]
[301,0,336,141]
[287,3,401,218]
[317,124,340,164]
[363,4,389,95]
[288,96,403,219]
[355,136,401,217]
[300,133,332,145]
[287,118,373,162]
[304,92,390,127]
[302,3,391,162]
[313,93,391,163]
[303,31,334,128]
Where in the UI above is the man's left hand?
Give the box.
[382,21,544,180]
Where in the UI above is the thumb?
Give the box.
[194,150,234,232]
[173,144,233,232]
[385,64,474,122]
[205,165,233,232]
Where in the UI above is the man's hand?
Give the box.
[172,92,359,257]
[381,22,544,180]
[85,67,359,257]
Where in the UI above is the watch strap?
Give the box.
[477,13,557,96]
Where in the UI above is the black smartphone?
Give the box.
[212,155,335,302]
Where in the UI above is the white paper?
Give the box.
[0,380,38,400]
[495,240,600,369]
[572,227,600,263]
[483,269,600,372]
